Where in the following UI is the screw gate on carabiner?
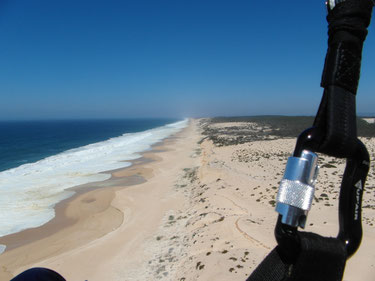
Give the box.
[246,1,373,280]
[272,0,373,265]
[275,127,370,259]
[276,149,319,229]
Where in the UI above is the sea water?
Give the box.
[0,119,188,244]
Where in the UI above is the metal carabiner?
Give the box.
[274,127,370,261]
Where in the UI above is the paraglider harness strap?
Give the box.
[247,233,347,281]
[247,0,373,280]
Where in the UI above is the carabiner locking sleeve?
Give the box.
[275,127,370,260]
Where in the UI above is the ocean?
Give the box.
[0,118,188,246]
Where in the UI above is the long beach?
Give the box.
[0,118,374,281]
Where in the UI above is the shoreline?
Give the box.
[0,125,184,252]
[0,121,193,280]
[0,118,373,280]
[0,156,149,252]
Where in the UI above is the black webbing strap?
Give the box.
[321,0,373,93]
[313,86,357,158]
[313,0,373,158]
[247,232,347,281]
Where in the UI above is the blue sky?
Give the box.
[1,0,374,119]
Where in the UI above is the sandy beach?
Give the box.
[0,118,374,281]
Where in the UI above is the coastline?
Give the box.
[0,118,373,280]
[0,120,196,280]
[0,160,147,252]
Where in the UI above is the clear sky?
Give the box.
[1,0,374,120]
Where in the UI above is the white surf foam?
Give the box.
[0,119,188,238]
[0,245,6,254]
